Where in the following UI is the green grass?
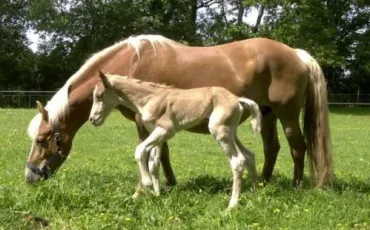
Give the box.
[1,108,370,229]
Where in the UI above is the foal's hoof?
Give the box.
[132,192,140,199]
[151,191,160,197]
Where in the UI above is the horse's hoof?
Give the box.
[165,177,177,186]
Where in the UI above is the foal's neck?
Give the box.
[113,78,165,113]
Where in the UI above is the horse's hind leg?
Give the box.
[135,116,176,186]
[260,106,280,182]
[278,112,306,187]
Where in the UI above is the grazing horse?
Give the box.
[25,35,332,188]
[89,72,261,209]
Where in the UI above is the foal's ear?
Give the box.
[36,101,49,121]
[98,71,111,89]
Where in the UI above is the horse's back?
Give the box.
[128,37,309,109]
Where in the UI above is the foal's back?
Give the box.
[142,86,241,130]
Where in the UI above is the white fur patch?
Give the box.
[295,49,312,64]
[27,113,41,140]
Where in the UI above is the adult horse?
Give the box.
[25,35,333,188]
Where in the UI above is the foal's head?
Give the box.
[89,71,120,126]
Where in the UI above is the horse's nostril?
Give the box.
[89,117,93,122]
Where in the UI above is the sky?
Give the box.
[26,7,259,52]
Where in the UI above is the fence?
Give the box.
[1,91,370,108]
[0,91,57,108]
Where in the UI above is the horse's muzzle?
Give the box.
[25,167,44,184]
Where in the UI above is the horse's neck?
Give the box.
[114,79,162,112]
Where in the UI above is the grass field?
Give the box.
[1,108,370,229]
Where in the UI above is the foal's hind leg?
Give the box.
[235,137,257,186]
[209,121,245,209]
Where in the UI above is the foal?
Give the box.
[89,71,261,209]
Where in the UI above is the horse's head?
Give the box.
[89,71,119,126]
[25,101,68,183]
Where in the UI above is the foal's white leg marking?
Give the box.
[235,137,257,186]
[132,180,142,199]
[149,144,162,196]
[209,112,245,209]
[135,126,169,187]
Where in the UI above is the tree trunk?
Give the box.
[237,0,244,25]
[252,5,265,33]
[189,0,198,44]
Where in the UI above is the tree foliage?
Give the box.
[0,0,369,93]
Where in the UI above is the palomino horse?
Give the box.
[25,35,332,188]
[89,72,261,209]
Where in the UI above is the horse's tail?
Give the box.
[296,49,333,188]
[238,98,261,134]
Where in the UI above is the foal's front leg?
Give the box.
[132,145,162,199]
[149,144,162,196]
[135,127,170,188]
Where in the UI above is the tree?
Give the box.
[0,1,37,90]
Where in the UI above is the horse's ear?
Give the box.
[98,71,111,89]
[67,84,72,97]
[36,101,48,121]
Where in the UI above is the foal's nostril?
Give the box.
[89,117,93,122]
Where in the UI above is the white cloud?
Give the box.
[26,29,40,52]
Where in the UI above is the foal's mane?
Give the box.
[28,35,177,139]
[108,74,173,89]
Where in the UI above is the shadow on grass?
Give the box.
[333,176,370,194]
[177,174,311,195]
[329,107,370,116]
[176,173,370,196]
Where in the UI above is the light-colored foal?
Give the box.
[89,71,261,209]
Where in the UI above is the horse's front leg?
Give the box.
[134,115,176,186]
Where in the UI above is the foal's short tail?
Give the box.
[238,98,261,133]
[296,49,333,188]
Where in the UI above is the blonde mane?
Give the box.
[28,35,177,139]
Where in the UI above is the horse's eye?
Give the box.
[95,93,103,99]
[36,139,47,148]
